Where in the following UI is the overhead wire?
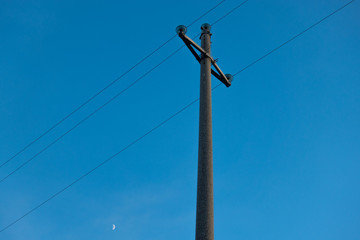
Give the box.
[232,0,356,77]
[0,0,229,183]
[0,46,184,184]
[0,0,354,233]
[0,0,226,169]
[211,0,248,26]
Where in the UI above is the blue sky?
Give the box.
[0,0,359,239]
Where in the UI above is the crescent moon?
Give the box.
[112,224,116,230]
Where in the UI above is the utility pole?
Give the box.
[176,23,232,240]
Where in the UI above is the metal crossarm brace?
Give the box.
[178,32,231,87]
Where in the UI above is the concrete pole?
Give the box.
[195,23,214,240]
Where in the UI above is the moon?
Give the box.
[112,224,116,230]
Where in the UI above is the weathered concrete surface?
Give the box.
[195,23,214,240]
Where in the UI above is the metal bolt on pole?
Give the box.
[176,23,232,240]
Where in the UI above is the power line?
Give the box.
[187,0,226,28]
[0,97,199,234]
[211,0,248,26]
[0,0,226,169]
[0,0,249,185]
[233,0,356,77]
[0,46,184,184]
[0,0,353,233]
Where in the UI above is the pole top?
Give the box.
[201,23,211,33]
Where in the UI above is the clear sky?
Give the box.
[0,0,359,239]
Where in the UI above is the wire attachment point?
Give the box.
[176,25,187,35]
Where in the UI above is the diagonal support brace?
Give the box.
[177,31,232,87]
